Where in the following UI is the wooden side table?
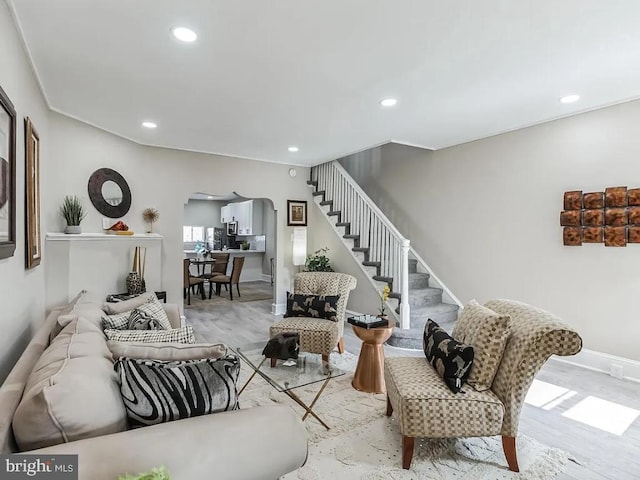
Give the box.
[351,324,394,394]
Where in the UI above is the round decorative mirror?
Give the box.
[88,168,131,218]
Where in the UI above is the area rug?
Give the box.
[237,352,569,480]
[185,281,272,308]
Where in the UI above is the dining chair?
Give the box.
[210,256,244,300]
[183,258,205,305]
[207,253,230,298]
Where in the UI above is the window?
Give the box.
[183,226,204,242]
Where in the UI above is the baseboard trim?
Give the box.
[259,274,272,283]
[552,348,640,383]
[272,303,286,316]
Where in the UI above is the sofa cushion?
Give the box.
[114,356,240,427]
[284,292,340,322]
[103,292,158,315]
[128,300,171,330]
[423,319,474,393]
[452,300,511,391]
[104,325,196,344]
[384,357,504,438]
[107,341,227,361]
[13,317,127,451]
[47,291,88,343]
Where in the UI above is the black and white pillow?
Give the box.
[134,299,172,330]
[114,355,240,427]
[102,311,132,330]
[127,308,165,330]
[423,319,474,393]
[283,292,340,321]
[104,325,196,344]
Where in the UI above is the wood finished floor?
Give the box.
[184,281,640,480]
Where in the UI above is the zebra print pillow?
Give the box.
[114,355,240,428]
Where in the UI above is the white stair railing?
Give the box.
[312,161,411,329]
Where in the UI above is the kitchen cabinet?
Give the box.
[221,200,263,235]
[237,200,263,235]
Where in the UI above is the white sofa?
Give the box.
[0,294,308,479]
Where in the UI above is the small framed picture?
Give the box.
[287,200,307,226]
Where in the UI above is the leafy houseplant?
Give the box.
[305,247,334,272]
[60,195,87,234]
[118,466,170,480]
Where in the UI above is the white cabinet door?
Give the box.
[220,205,230,223]
[236,201,252,235]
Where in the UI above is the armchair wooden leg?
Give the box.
[386,396,393,416]
[270,358,277,368]
[337,337,344,354]
[321,354,329,364]
[402,435,414,469]
[502,435,519,472]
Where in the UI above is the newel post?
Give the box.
[400,239,411,329]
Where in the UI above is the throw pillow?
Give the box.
[423,319,474,393]
[114,355,240,427]
[452,300,511,391]
[127,309,165,330]
[107,341,228,362]
[102,292,158,315]
[283,292,340,321]
[104,325,196,344]
[133,299,172,330]
[102,311,132,330]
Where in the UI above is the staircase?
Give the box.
[309,161,462,349]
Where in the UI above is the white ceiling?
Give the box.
[9,1,640,166]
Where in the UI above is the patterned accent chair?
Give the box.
[384,299,582,472]
[269,272,357,364]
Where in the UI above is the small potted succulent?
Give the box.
[60,195,87,234]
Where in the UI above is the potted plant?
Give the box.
[305,247,334,272]
[60,195,87,234]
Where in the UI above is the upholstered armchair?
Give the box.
[384,299,582,472]
[270,272,357,364]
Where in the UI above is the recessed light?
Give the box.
[142,121,157,129]
[560,94,580,104]
[380,98,397,107]
[172,26,197,43]
[288,146,299,152]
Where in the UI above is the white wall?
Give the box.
[45,112,311,313]
[0,3,49,382]
[341,101,640,361]
[184,199,224,229]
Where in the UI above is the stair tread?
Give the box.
[409,286,443,296]
[408,272,430,279]
[343,234,360,239]
[410,303,459,315]
[362,261,381,267]
[372,275,393,283]
[327,211,341,216]
[306,180,317,186]
[335,222,350,226]
[352,247,369,252]
[319,200,333,206]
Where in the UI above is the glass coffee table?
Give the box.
[233,342,345,430]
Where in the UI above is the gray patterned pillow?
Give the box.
[127,309,165,330]
[102,311,132,330]
[452,300,511,391]
[114,356,240,427]
[104,325,195,344]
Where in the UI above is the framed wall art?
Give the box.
[287,200,307,226]
[0,85,16,260]
[25,117,41,268]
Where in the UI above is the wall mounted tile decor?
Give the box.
[561,186,640,247]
